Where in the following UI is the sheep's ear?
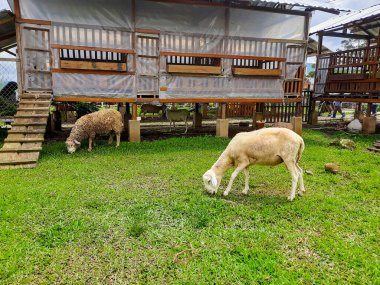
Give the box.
[211,175,218,187]
[74,140,81,145]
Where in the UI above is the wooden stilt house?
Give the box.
[311,5,380,111]
[0,0,340,169]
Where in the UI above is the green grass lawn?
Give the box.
[0,129,379,284]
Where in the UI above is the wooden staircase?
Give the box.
[368,140,380,153]
[0,92,52,169]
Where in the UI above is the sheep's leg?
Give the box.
[283,159,300,201]
[173,121,176,131]
[116,132,121,147]
[184,118,188,134]
[169,120,172,132]
[88,137,94,151]
[296,164,305,195]
[108,134,114,145]
[242,168,250,195]
[223,166,246,196]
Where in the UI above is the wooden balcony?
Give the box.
[315,45,380,101]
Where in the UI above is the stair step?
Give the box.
[19,100,51,105]
[4,138,44,143]
[0,159,37,165]
[12,122,47,126]
[14,114,49,118]
[17,107,50,111]
[373,143,380,148]
[21,94,52,99]
[0,147,42,153]
[7,129,46,134]
[368,147,380,153]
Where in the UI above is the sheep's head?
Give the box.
[65,138,81,154]
[202,169,221,194]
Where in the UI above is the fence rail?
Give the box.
[226,90,312,122]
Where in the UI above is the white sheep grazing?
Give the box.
[166,108,191,134]
[65,109,123,153]
[202,128,305,201]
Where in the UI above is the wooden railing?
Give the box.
[318,45,380,98]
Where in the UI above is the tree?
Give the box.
[306,63,315,79]
[337,39,366,51]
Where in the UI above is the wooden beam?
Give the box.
[316,97,380,103]
[161,52,287,61]
[158,98,300,103]
[13,0,20,19]
[60,60,127,72]
[132,103,137,120]
[54,97,135,103]
[51,44,135,54]
[16,18,51,25]
[232,68,281,77]
[322,31,371,40]
[167,64,222,75]
[135,28,160,34]
[52,68,135,75]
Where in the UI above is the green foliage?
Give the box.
[0,130,379,284]
[0,97,17,116]
[67,102,99,118]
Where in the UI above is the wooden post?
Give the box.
[202,103,208,118]
[193,103,202,128]
[132,103,137,120]
[220,103,226,119]
[366,103,372,117]
[296,102,302,117]
[251,103,257,129]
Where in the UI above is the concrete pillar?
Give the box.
[216,119,229,138]
[363,116,376,134]
[311,111,319,125]
[193,103,202,128]
[128,120,140,142]
[291,116,302,136]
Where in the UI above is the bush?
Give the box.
[0,97,17,116]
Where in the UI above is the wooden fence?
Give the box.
[226,90,312,122]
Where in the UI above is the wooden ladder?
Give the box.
[0,91,52,169]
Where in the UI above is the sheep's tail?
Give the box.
[296,139,305,164]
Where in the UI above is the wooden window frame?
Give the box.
[51,44,134,73]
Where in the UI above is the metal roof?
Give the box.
[310,4,380,34]
[307,37,331,56]
[6,0,342,14]
[0,10,16,52]
[246,0,341,13]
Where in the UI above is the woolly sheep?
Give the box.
[66,109,123,153]
[166,108,191,134]
[202,128,305,201]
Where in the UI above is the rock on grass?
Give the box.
[325,163,339,174]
